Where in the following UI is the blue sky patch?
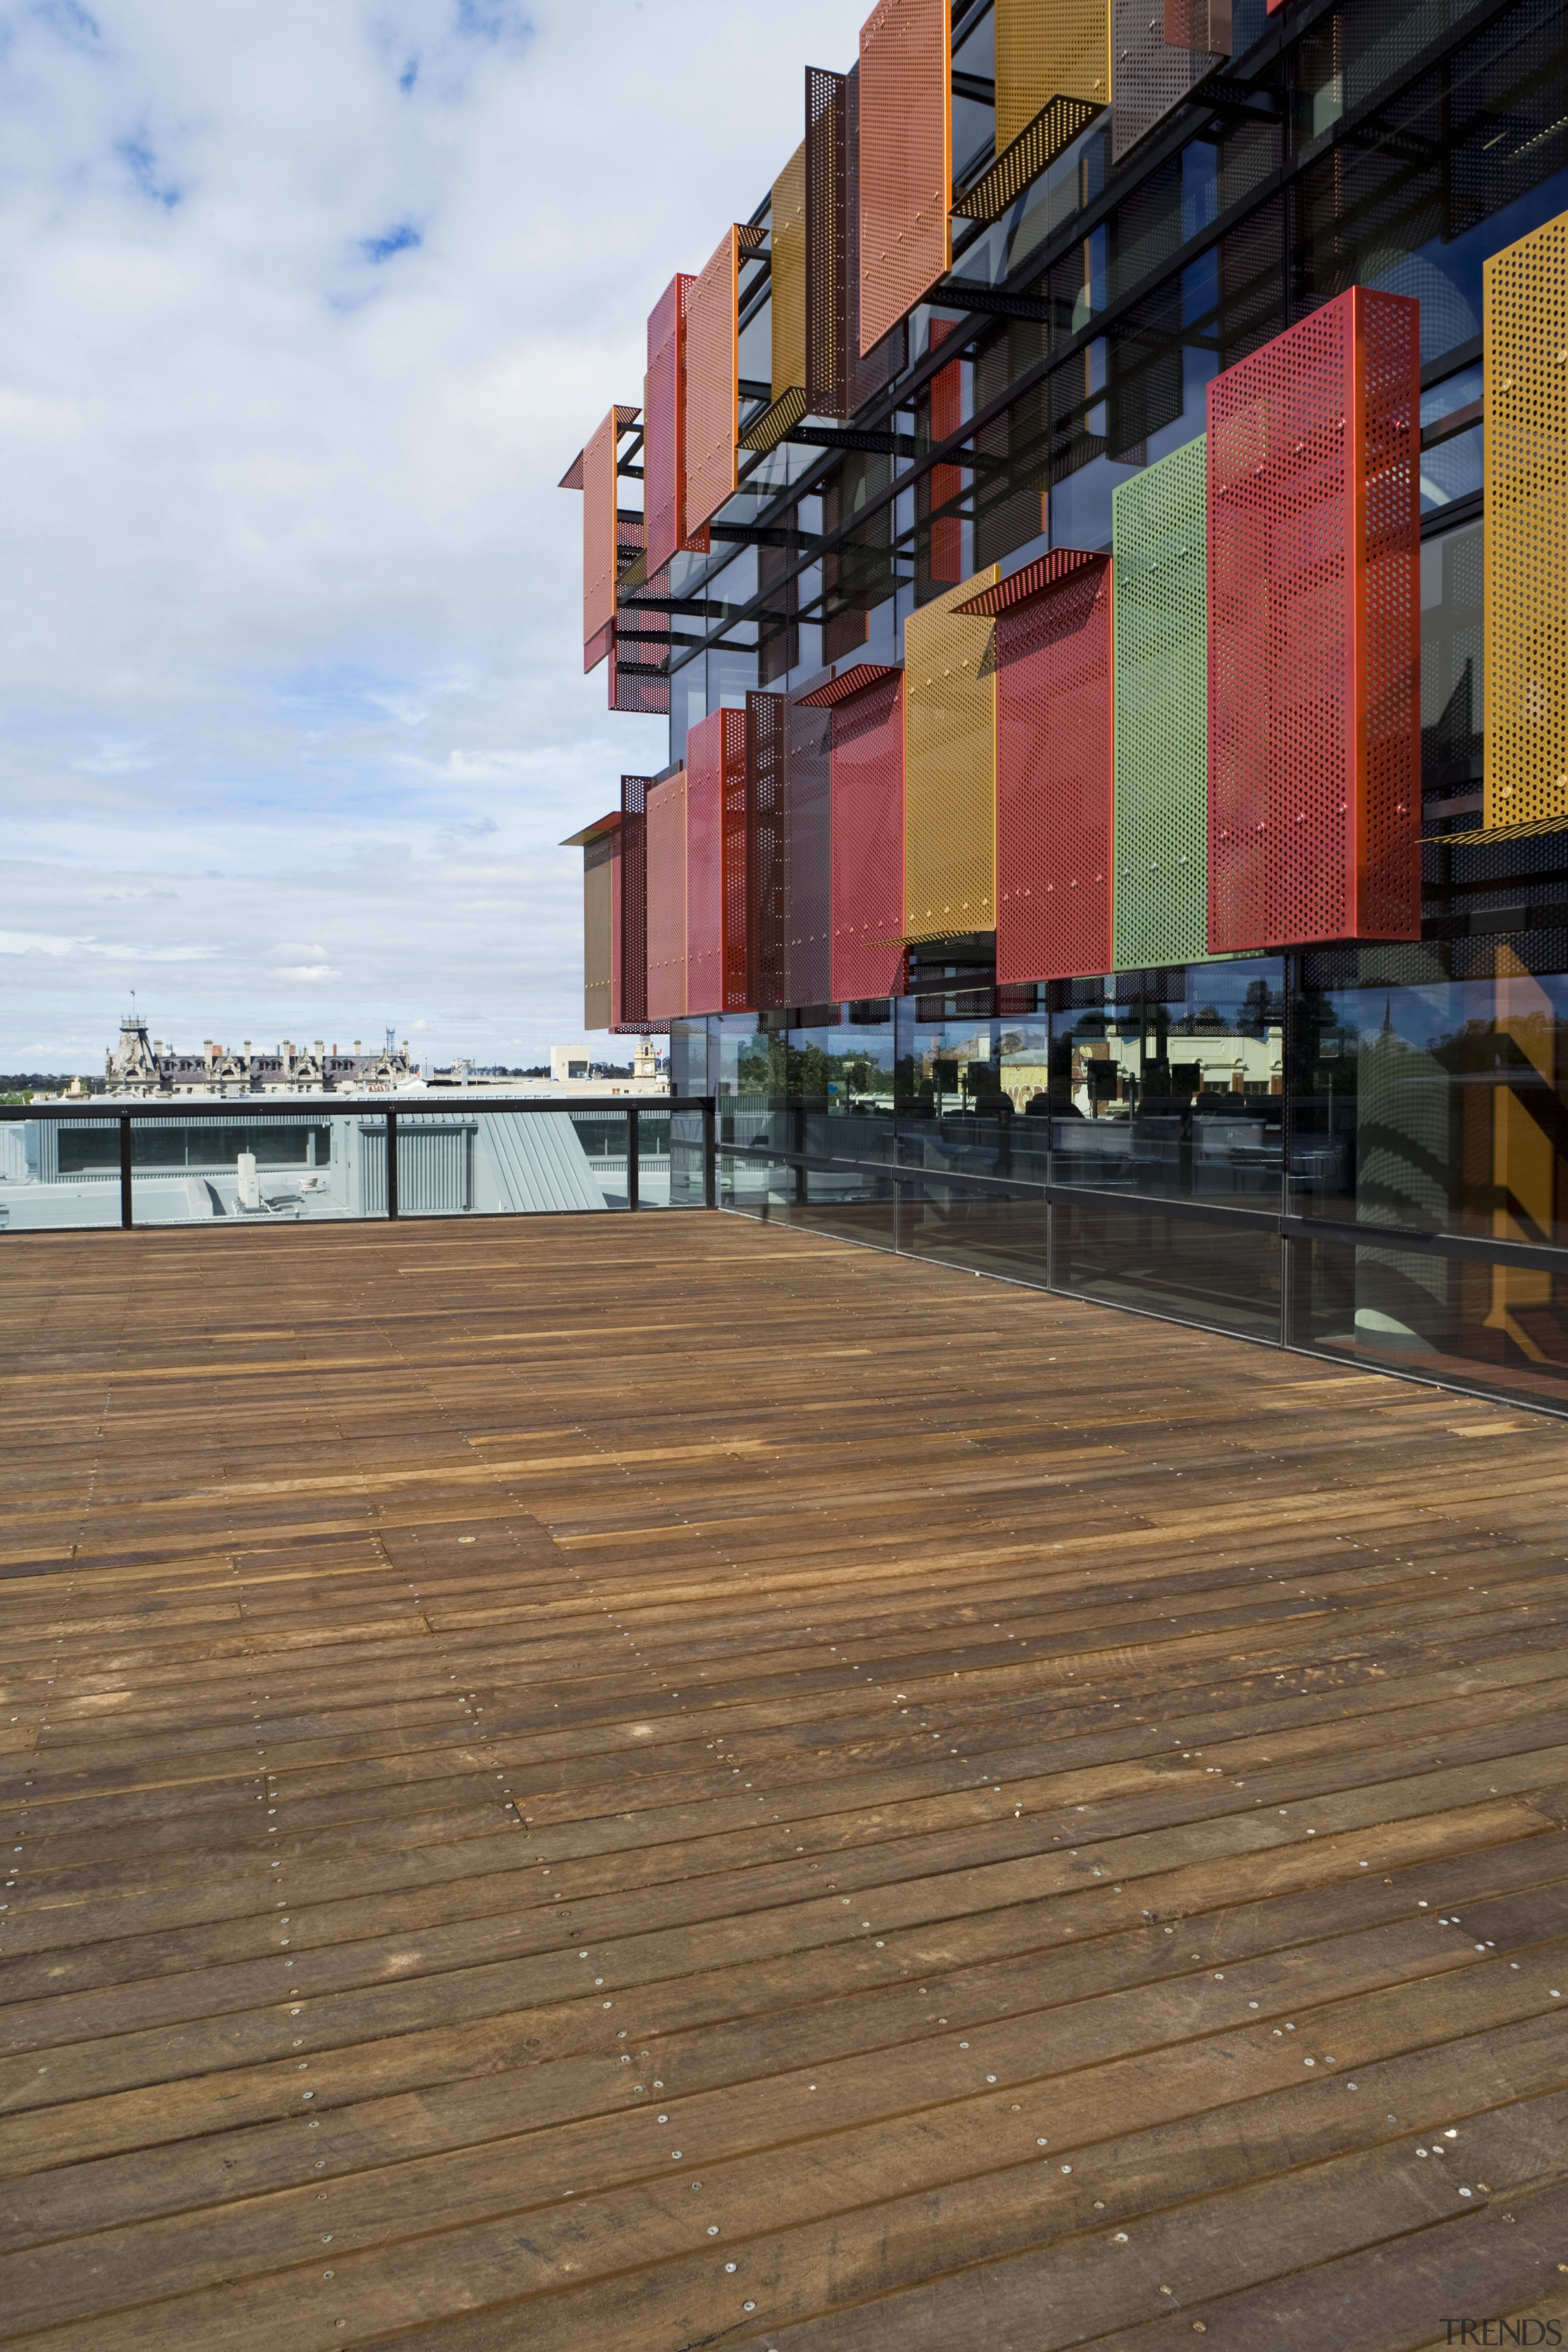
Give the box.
[362,221,421,264]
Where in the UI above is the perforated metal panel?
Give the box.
[718,706,750,1012]
[747,692,789,1010]
[645,771,688,1022]
[1163,0,1229,49]
[1111,0,1219,160]
[582,828,615,1030]
[772,141,808,403]
[827,671,907,1000]
[786,694,834,1005]
[951,95,1101,224]
[645,276,710,577]
[685,712,725,1017]
[995,0,1109,149]
[1207,287,1420,952]
[581,410,619,671]
[903,568,1000,941]
[686,232,741,537]
[1485,205,1568,829]
[807,67,849,415]
[858,0,951,356]
[984,555,1113,983]
[1112,436,1208,967]
[619,777,651,1030]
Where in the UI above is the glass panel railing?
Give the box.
[668,1108,709,1208]
[394,1109,630,1218]
[127,1112,371,1224]
[0,1117,122,1231]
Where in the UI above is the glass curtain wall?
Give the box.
[692,947,1568,1412]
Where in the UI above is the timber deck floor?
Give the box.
[2,1216,1568,2351]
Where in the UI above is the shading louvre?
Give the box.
[904,567,1000,941]
[645,769,690,1022]
[858,0,951,355]
[799,665,907,1001]
[962,552,1114,984]
[686,225,766,537]
[562,812,621,1030]
[1485,205,1568,830]
[644,275,709,577]
[1113,437,1209,967]
[685,710,750,1017]
[744,146,810,456]
[1207,287,1421,953]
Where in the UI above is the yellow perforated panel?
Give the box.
[772,141,807,404]
[1485,205,1568,830]
[996,0,1109,149]
[903,568,1000,941]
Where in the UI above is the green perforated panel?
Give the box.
[1111,434,1208,970]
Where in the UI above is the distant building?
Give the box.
[104,1016,413,1096]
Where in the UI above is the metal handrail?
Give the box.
[0,1095,718,1232]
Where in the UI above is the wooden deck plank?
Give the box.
[2,1216,1567,2345]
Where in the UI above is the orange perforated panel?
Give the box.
[581,409,619,671]
[687,230,742,535]
[645,771,688,1022]
[995,0,1109,149]
[645,276,709,577]
[1207,286,1420,952]
[1485,207,1568,829]
[682,708,748,1016]
[903,568,1000,940]
[858,0,951,356]
[992,554,1113,983]
[831,670,907,1000]
[582,827,616,1030]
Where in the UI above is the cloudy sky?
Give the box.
[0,0,864,1072]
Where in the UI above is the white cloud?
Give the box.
[0,0,867,1065]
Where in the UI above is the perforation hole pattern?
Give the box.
[806,67,848,416]
[772,141,808,404]
[786,695,834,1006]
[995,558,1114,983]
[684,712,728,1017]
[644,772,688,1022]
[1111,0,1218,161]
[581,409,620,664]
[618,778,651,1027]
[1207,285,1420,951]
[995,0,1109,148]
[718,707,750,1012]
[685,232,739,537]
[582,832,614,1031]
[858,0,950,356]
[1485,205,1568,829]
[831,674,907,1001]
[747,693,789,1011]
[904,570,1000,942]
[1112,435,1208,967]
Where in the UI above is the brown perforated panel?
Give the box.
[1111,0,1218,161]
[1164,0,1230,49]
[786,694,834,1005]
[903,568,1000,941]
[747,692,789,1010]
[645,771,688,1022]
[858,0,951,356]
[772,141,808,405]
[807,66,849,415]
[686,230,741,536]
[619,777,650,1029]
[1207,286,1420,952]
[995,0,1109,150]
[1485,206,1568,829]
[831,671,907,1001]
[992,554,1113,983]
[719,706,750,1012]
[685,712,725,1017]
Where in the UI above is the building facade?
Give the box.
[565,0,1568,1414]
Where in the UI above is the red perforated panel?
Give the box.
[645,771,688,1022]
[684,712,725,1016]
[831,671,907,1001]
[859,0,951,355]
[747,692,789,1010]
[644,276,710,578]
[581,410,619,669]
[1207,286,1420,952]
[995,553,1114,984]
[719,706,749,1012]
